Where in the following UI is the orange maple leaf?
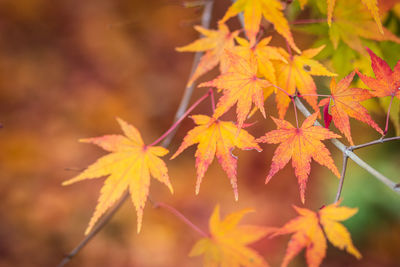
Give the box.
[219,0,299,52]
[356,48,400,99]
[176,23,239,87]
[257,112,340,203]
[63,118,173,234]
[272,202,361,267]
[199,50,272,129]
[319,71,383,146]
[274,46,336,119]
[190,205,272,267]
[171,115,261,200]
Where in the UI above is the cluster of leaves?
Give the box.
[64,0,400,266]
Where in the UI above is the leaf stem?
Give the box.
[299,93,332,98]
[149,198,209,237]
[210,88,215,112]
[286,40,293,60]
[334,152,349,203]
[149,89,212,147]
[291,18,326,25]
[383,95,394,136]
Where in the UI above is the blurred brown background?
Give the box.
[0,0,399,266]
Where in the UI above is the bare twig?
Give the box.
[349,136,400,151]
[57,191,129,267]
[161,0,213,146]
[58,2,215,266]
[334,152,349,203]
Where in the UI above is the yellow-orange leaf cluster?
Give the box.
[220,0,299,52]
[272,202,361,267]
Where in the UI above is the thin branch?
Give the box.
[57,191,130,267]
[149,198,209,237]
[334,152,349,203]
[291,97,299,128]
[161,0,214,147]
[58,2,215,266]
[294,98,400,194]
[349,136,400,151]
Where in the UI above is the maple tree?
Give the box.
[59,1,400,267]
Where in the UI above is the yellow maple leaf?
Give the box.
[190,205,272,267]
[220,0,299,52]
[272,202,361,267]
[274,45,336,119]
[63,118,173,234]
[171,115,261,200]
[235,36,287,85]
[328,0,400,53]
[326,0,383,34]
[177,23,239,87]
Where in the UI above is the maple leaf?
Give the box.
[177,23,239,87]
[356,47,400,99]
[327,0,400,53]
[319,71,383,146]
[63,118,173,234]
[274,46,336,119]
[219,0,299,52]
[171,115,261,200]
[235,36,287,85]
[257,112,341,203]
[326,0,383,33]
[190,205,272,267]
[272,203,361,267]
[199,49,272,129]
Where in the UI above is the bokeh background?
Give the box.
[0,0,399,266]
